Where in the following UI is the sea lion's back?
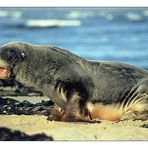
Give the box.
[89,61,148,103]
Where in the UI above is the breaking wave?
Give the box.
[2,19,82,29]
[0,10,22,18]
[66,11,94,19]
[125,12,145,21]
[25,19,81,28]
[66,9,148,22]
[98,10,147,22]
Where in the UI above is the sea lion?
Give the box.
[0,42,148,122]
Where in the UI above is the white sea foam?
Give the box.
[0,10,22,18]
[99,12,112,20]
[10,11,22,18]
[125,12,144,21]
[142,9,148,16]
[66,11,94,19]
[0,10,9,17]
[99,11,146,22]
[99,11,124,20]
[25,19,81,28]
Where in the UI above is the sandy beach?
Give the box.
[0,7,148,141]
[0,115,148,140]
[0,85,148,141]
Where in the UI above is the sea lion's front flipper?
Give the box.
[47,103,93,123]
[65,91,81,118]
[47,104,65,121]
[48,89,93,123]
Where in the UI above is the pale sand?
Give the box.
[0,86,148,141]
[0,115,147,140]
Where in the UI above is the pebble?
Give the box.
[0,97,54,116]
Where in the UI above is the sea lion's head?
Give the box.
[0,42,26,80]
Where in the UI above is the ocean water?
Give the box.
[0,8,148,70]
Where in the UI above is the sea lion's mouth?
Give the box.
[0,67,10,80]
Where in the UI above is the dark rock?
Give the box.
[0,80,43,97]
[0,79,15,87]
[0,127,53,141]
[0,98,7,106]
[15,84,31,94]
[41,100,54,106]
[32,106,42,112]
[0,97,53,116]
[34,102,42,106]
[140,124,148,128]
[40,110,50,116]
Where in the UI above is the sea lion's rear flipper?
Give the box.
[121,78,148,121]
[120,111,148,121]
[132,111,148,121]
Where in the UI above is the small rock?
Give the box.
[41,100,54,106]
[140,124,148,128]
[0,97,53,116]
[22,100,33,107]
[40,110,50,116]
[32,106,42,112]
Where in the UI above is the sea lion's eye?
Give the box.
[7,49,19,63]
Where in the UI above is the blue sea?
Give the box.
[0,8,148,70]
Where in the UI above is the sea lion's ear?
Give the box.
[21,52,25,60]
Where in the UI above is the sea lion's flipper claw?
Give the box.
[120,112,137,121]
[47,104,65,121]
[133,116,148,121]
[91,118,101,123]
[132,112,148,121]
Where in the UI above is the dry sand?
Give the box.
[0,86,148,141]
[0,115,148,140]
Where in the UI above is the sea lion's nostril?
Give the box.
[0,67,10,80]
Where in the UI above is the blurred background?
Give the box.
[0,8,148,70]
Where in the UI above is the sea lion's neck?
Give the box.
[15,45,86,81]
[15,53,61,88]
